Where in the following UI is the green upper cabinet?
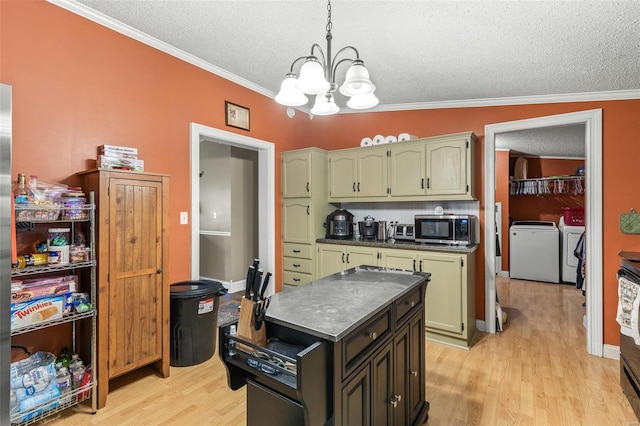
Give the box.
[282,150,313,198]
[425,138,468,197]
[389,143,426,197]
[329,146,388,200]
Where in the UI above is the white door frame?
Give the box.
[190,123,276,293]
[484,109,603,356]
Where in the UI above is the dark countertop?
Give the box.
[266,266,429,342]
[316,237,478,254]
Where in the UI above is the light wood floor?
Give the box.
[42,278,638,425]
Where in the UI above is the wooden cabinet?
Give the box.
[328,147,388,201]
[281,148,332,287]
[316,244,379,278]
[78,169,169,409]
[378,248,416,271]
[328,131,476,202]
[417,251,476,348]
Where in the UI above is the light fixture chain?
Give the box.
[326,0,332,34]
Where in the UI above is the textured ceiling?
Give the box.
[54,0,639,156]
[496,125,585,158]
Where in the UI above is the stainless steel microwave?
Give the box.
[414,215,476,245]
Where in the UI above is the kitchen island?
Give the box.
[219,266,430,426]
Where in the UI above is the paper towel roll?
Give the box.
[384,135,398,144]
[360,137,373,147]
[398,133,418,142]
[373,134,385,145]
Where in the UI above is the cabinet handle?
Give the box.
[410,370,418,377]
[293,278,301,282]
[306,182,310,192]
[368,332,378,340]
[342,253,345,263]
[406,300,416,307]
[427,177,430,189]
[390,399,397,408]
[395,394,402,402]
[307,206,310,215]
[357,182,360,192]
[419,259,422,271]
[293,249,301,253]
[421,178,424,189]
[346,253,350,264]
[353,182,356,193]
[157,269,163,274]
[413,259,416,271]
[293,263,301,268]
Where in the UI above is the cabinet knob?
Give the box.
[293,249,301,253]
[293,278,301,282]
[368,332,378,340]
[293,263,301,268]
[410,370,418,377]
[395,394,402,402]
[406,300,415,307]
[390,399,397,408]
[156,269,163,274]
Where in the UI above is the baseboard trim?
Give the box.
[199,276,245,294]
[603,344,619,360]
[476,319,486,333]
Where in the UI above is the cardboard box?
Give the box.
[11,275,77,304]
[97,144,138,157]
[11,295,65,329]
[97,155,144,172]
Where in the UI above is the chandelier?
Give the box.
[275,0,378,116]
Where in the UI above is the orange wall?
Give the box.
[496,151,510,271]
[3,1,640,346]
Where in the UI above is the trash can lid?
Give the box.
[170,280,227,298]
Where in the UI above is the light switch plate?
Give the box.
[180,212,188,225]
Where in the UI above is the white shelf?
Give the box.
[510,175,584,196]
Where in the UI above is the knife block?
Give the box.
[237,296,267,348]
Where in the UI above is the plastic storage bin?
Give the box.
[169,280,227,366]
[562,207,585,226]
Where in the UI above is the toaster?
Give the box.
[393,223,415,241]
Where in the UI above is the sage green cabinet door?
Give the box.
[346,246,379,269]
[282,199,311,244]
[425,139,467,196]
[317,244,346,278]
[418,252,463,335]
[282,151,312,198]
[389,144,426,197]
[357,147,388,198]
[329,151,357,199]
[379,249,416,271]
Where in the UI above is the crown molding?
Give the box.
[50,0,640,115]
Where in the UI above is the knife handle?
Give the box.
[260,272,272,299]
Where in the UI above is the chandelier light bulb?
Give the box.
[347,90,380,110]
[275,74,308,106]
[339,60,375,97]
[311,93,340,116]
[296,57,330,94]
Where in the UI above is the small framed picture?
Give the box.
[225,101,250,131]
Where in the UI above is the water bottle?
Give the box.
[70,360,85,390]
[56,367,72,404]
[229,325,237,357]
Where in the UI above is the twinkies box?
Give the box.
[97,144,138,159]
[11,296,65,330]
[97,155,144,172]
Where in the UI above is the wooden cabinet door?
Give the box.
[392,325,409,426]
[379,249,416,271]
[317,244,346,278]
[342,365,371,426]
[108,177,164,378]
[389,144,426,197]
[372,341,394,426]
[426,139,467,196]
[408,313,426,424]
[357,147,388,198]
[282,199,311,244]
[329,151,357,199]
[347,246,379,269]
[419,252,463,335]
[282,151,311,198]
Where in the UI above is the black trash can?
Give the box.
[170,280,227,367]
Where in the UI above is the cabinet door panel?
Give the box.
[389,144,426,197]
[317,245,346,278]
[109,178,164,377]
[426,139,467,195]
[379,249,415,271]
[282,152,311,198]
[358,148,388,197]
[393,326,409,426]
[342,366,371,426]
[420,253,463,334]
[408,314,426,423]
[347,247,379,269]
[372,342,393,426]
[282,199,311,244]
[329,151,357,199]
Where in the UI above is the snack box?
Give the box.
[97,144,138,159]
[11,276,77,304]
[11,295,65,329]
[97,155,144,172]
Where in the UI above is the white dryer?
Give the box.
[559,216,585,283]
[509,221,560,283]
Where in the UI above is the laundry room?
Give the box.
[495,125,586,285]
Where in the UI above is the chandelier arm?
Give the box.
[310,43,327,69]
[330,57,357,85]
[289,56,310,74]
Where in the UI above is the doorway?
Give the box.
[484,109,603,356]
[190,123,275,294]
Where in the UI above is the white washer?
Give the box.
[509,221,560,283]
[559,216,585,283]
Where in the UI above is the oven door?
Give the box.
[415,217,453,244]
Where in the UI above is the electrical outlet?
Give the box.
[180,212,188,225]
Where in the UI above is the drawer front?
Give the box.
[395,286,423,327]
[283,257,312,274]
[283,270,312,286]
[283,243,312,259]
[343,307,391,372]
